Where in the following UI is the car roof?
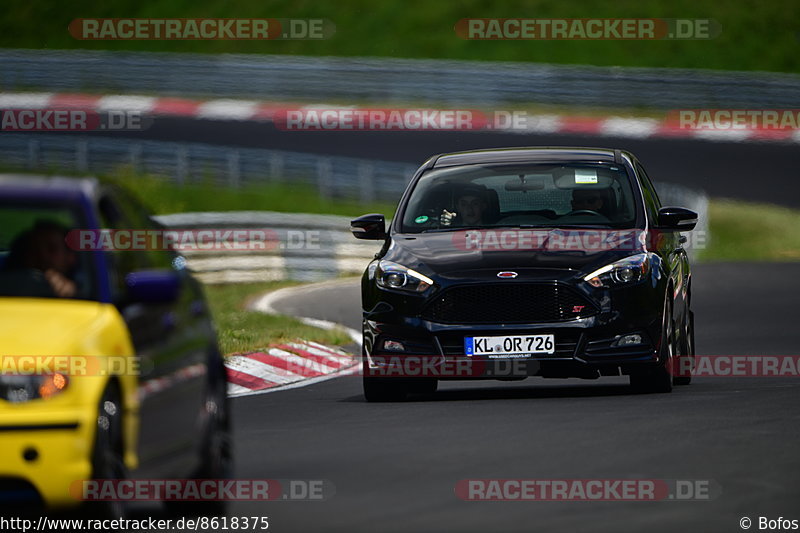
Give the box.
[432,147,630,168]
[0,174,100,201]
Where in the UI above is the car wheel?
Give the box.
[166,358,232,517]
[88,382,128,518]
[630,298,674,393]
[673,310,695,386]
[194,385,233,515]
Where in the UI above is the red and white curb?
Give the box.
[1,92,798,144]
[225,340,359,397]
[224,281,363,397]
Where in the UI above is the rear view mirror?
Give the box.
[657,207,698,231]
[505,177,545,191]
[126,270,181,304]
[351,213,387,240]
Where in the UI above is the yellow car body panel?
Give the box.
[0,298,139,509]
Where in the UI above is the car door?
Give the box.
[98,188,212,476]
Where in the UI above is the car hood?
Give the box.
[0,298,109,355]
[386,229,646,279]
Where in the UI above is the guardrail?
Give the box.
[1,49,799,109]
[154,211,383,284]
[0,133,418,203]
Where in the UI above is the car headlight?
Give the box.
[376,260,434,293]
[0,374,69,403]
[584,253,651,288]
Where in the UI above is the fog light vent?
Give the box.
[22,447,38,462]
[383,340,405,352]
[614,334,643,347]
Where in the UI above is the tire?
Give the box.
[673,310,695,386]
[166,358,232,517]
[630,298,674,393]
[363,376,409,402]
[87,382,128,518]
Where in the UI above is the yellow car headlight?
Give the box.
[0,373,69,403]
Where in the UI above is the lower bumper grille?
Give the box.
[422,282,597,324]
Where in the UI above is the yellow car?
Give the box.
[0,175,230,515]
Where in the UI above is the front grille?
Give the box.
[421,282,597,324]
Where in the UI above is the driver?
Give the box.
[441,185,489,227]
[2,220,77,297]
[571,189,605,213]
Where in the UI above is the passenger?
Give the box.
[571,189,606,213]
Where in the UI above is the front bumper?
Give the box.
[363,281,666,380]
[0,406,97,510]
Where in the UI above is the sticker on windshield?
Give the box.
[415,215,429,223]
[575,169,598,184]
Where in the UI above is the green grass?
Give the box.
[202,281,353,355]
[698,199,800,262]
[104,170,397,217]
[1,0,798,73]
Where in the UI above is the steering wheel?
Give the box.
[563,209,605,217]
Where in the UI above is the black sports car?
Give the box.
[351,147,697,401]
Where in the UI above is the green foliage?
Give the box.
[1,0,797,72]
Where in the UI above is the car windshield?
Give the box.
[0,202,96,300]
[400,163,638,233]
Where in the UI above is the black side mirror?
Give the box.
[125,270,181,304]
[657,207,698,231]
[351,214,387,240]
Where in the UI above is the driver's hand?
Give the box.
[440,209,456,226]
[44,269,76,298]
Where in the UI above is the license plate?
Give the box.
[465,334,555,357]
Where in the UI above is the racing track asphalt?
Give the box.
[227,263,800,533]
[108,118,800,531]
